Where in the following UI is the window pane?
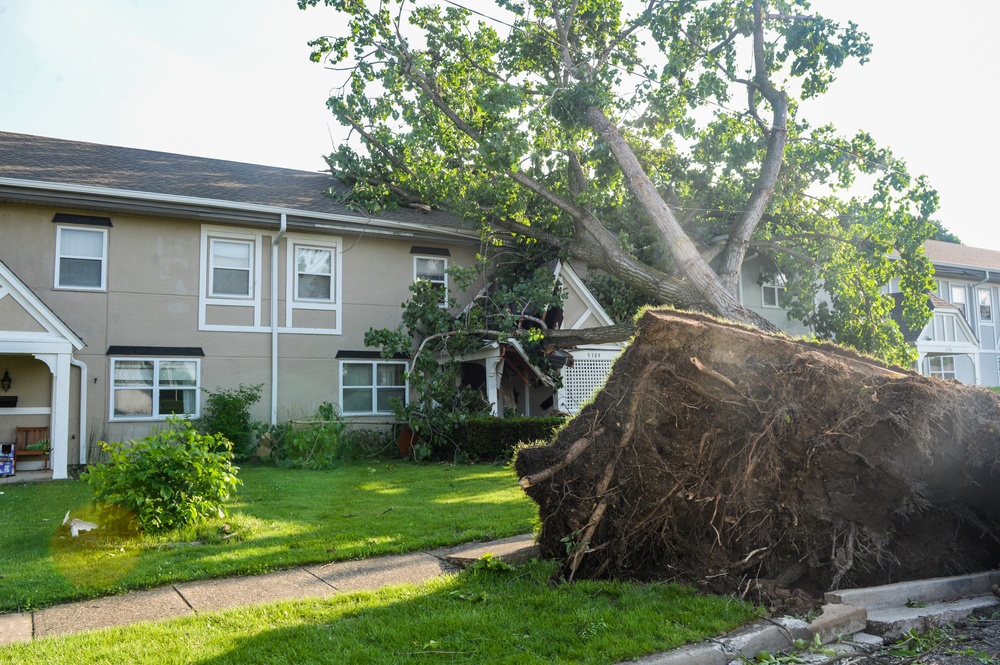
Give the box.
[213,268,250,296]
[59,258,102,287]
[159,388,195,415]
[342,388,373,412]
[114,389,153,416]
[941,357,955,372]
[160,361,197,387]
[376,387,405,412]
[342,363,372,387]
[377,364,406,387]
[61,228,103,258]
[415,258,445,280]
[297,247,331,275]
[298,274,331,300]
[762,287,776,307]
[115,360,154,386]
[213,240,251,268]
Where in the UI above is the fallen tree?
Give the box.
[515,309,1000,601]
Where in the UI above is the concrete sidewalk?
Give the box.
[0,534,538,645]
[2,533,998,665]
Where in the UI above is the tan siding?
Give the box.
[0,294,47,333]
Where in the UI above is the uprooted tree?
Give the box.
[516,310,1000,596]
[301,0,952,365]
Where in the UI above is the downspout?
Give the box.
[70,358,87,465]
[271,213,287,425]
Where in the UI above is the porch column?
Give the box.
[485,357,504,417]
[35,352,71,480]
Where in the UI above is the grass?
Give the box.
[0,560,757,664]
[0,462,538,612]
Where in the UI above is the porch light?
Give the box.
[1,370,10,392]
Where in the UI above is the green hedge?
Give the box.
[451,416,564,462]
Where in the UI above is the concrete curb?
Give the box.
[622,570,1000,664]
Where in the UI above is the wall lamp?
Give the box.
[1,370,10,392]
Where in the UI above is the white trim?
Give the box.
[0,177,480,242]
[108,357,201,422]
[54,225,108,291]
[0,407,52,416]
[339,359,408,416]
[199,226,264,331]
[0,262,85,350]
[552,262,617,329]
[285,235,342,335]
[413,255,448,306]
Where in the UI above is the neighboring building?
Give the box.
[887,239,1000,386]
[0,132,618,479]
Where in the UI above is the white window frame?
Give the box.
[284,236,342,335]
[925,355,957,381]
[339,360,408,415]
[760,276,786,309]
[109,357,201,421]
[951,285,967,320]
[293,244,335,303]
[55,226,107,291]
[414,256,448,306]
[979,287,993,323]
[209,238,254,299]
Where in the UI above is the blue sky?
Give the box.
[2,1,997,249]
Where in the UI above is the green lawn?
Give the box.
[0,462,538,612]
[0,560,757,665]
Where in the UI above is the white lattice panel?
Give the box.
[560,359,613,414]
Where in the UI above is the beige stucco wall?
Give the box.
[0,202,482,444]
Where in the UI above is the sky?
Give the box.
[1,1,998,249]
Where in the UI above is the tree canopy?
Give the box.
[300,0,944,365]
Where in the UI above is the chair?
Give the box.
[15,426,50,471]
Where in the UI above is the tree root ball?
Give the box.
[516,309,1000,598]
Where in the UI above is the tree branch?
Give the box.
[715,0,789,293]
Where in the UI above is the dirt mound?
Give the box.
[516,309,1000,597]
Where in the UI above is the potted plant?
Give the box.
[24,438,50,452]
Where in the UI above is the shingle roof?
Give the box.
[890,292,956,343]
[924,239,1000,271]
[0,131,468,232]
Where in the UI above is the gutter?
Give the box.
[0,177,480,242]
[271,213,287,426]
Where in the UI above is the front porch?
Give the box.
[0,469,54,484]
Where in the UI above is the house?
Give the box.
[886,239,1000,386]
[0,132,620,479]
[746,236,1000,387]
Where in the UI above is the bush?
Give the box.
[196,383,265,461]
[84,419,241,534]
[452,416,565,462]
[271,402,347,469]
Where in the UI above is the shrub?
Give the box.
[195,383,265,461]
[84,419,241,534]
[451,416,565,462]
[271,402,347,469]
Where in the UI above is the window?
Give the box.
[295,245,334,302]
[979,288,993,322]
[414,256,448,305]
[340,361,407,414]
[111,358,200,420]
[210,239,253,297]
[761,276,786,309]
[925,356,956,381]
[56,227,106,289]
[951,285,967,320]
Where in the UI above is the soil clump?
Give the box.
[516,309,1000,604]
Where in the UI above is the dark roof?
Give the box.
[889,292,957,343]
[0,131,469,235]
